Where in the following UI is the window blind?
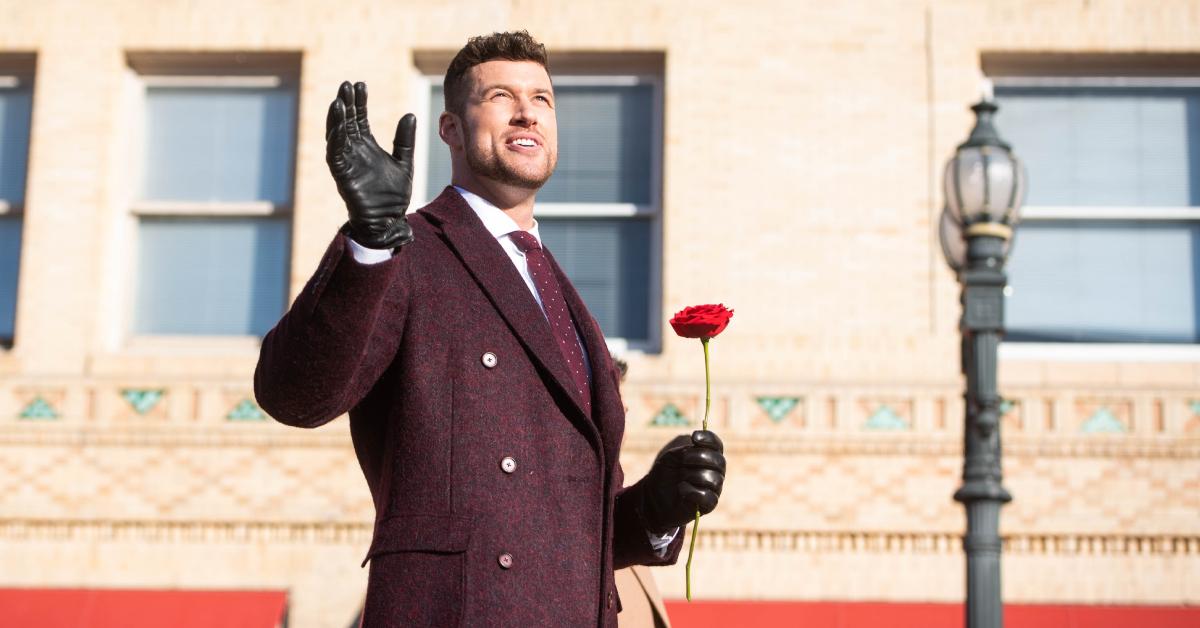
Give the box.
[143,86,296,204]
[1006,220,1199,343]
[134,217,290,336]
[995,86,1200,207]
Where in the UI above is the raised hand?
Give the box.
[638,430,726,534]
[326,81,416,249]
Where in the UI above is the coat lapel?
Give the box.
[419,188,595,429]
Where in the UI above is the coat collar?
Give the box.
[419,187,602,434]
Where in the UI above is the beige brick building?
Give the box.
[1,1,1197,626]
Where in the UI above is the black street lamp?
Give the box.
[939,97,1026,628]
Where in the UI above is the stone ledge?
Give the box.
[3,519,1195,557]
[622,433,1200,459]
[696,529,1200,556]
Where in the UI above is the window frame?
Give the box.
[114,57,299,348]
[412,69,665,354]
[989,74,1200,360]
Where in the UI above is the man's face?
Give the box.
[455,60,558,190]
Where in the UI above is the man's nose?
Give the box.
[511,97,538,127]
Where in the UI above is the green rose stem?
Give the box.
[685,337,712,601]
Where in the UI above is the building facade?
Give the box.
[1,1,1198,626]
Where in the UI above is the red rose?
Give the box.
[670,304,734,339]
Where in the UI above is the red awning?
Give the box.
[664,601,1200,628]
[0,588,288,628]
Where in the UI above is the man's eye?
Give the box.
[490,92,512,100]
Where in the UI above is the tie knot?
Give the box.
[509,230,542,253]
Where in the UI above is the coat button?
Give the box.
[481,352,498,368]
[498,552,513,569]
[500,457,517,473]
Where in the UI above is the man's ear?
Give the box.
[439,111,463,151]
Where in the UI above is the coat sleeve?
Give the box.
[611,471,686,570]
[253,232,410,428]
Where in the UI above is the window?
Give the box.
[991,67,1200,345]
[415,53,663,351]
[128,54,297,337]
[0,58,33,346]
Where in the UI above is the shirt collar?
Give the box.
[453,185,542,244]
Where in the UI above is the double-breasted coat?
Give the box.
[254,188,683,627]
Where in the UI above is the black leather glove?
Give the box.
[325,81,416,249]
[639,430,726,534]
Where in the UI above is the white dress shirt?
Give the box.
[347,187,679,553]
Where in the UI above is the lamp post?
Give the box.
[939,97,1026,628]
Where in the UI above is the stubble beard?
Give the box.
[466,143,556,191]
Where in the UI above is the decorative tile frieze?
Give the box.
[18,397,60,420]
[755,396,802,426]
[10,388,70,423]
[120,388,166,418]
[226,399,266,422]
[0,379,1196,439]
[1074,398,1132,434]
[1081,407,1127,434]
[649,403,690,427]
[864,405,910,431]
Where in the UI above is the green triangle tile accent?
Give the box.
[18,397,60,420]
[999,399,1016,416]
[864,405,909,430]
[1190,400,1200,416]
[227,399,266,421]
[756,397,800,423]
[122,389,165,416]
[649,403,690,427]
[1081,407,1126,434]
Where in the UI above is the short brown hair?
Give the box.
[443,30,550,116]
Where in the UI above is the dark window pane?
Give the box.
[0,216,21,340]
[539,217,651,342]
[0,84,31,205]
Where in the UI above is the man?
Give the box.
[254,31,725,627]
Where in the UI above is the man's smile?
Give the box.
[506,134,542,152]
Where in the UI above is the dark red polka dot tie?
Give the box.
[509,230,592,416]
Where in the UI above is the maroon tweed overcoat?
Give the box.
[254,187,683,627]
